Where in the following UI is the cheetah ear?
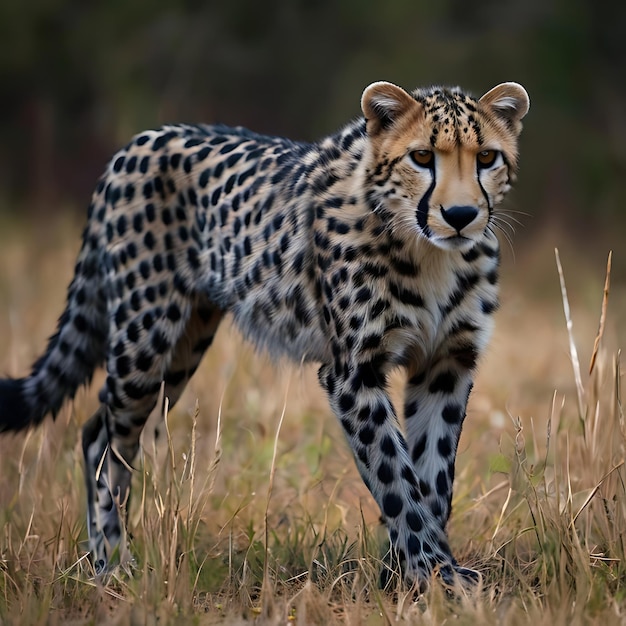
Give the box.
[361,81,417,135]
[479,82,530,124]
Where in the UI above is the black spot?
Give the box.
[361,333,381,351]
[166,303,182,322]
[442,404,463,424]
[428,371,457,394]
[371,404,386,425]
[113,155,125,172]
[359,426,375,445]
[382,493,403,518]
[151,329,170,354]
[133,213,144,233]
[225,152,242,168]
[486,269,498,285]
[124,183,135,203]
[371,298,388,319]
[451,343,479,370]
[436,470,448,495]
[125,271,136,290]
[338,393,355,412]
[161,208,173,225]
[412,434,427,462]
[351,357,385,391]
[480,242,499,258]
[462,246,481,263]
[243,237,252,256]
[152,131,177,151]
[199,168,211,188]
[419,480,431,497]
[390,257,418,276]
[238,166,257,186]
[135,351,153,372]
[431,501,443,518]
[139,261,151,280]
[145,203,156,222]
[116,355,130,377]
[123,380,152,400]
[380,435,396,457]
[142,312,154,330]
[407,533,421,556]
[448,459,456,481]
[405,400,418,418]
[165,253,176,271]
[130,291,142,311]
[355,286,371,302]
[481,299,499,314]
[113,306,126,328]
[213,161,225,179]
[184,137,204,149]
[127,320,141,343]
[437,436,452,457]
[377,462,393,484]
[356,407,369,422]
[389,283,423,307]
[116,215,127,237]
[401,464,417,486]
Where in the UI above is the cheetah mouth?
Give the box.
[430,233,477,252]
[446,236,473,248]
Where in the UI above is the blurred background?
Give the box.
[0,0,625,371]
[1,0,625,248]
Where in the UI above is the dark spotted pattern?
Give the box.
[0,81,529,586]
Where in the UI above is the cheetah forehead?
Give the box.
[410,86,510,152]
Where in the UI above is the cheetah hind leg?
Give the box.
[81,405,134,575]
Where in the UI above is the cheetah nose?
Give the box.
[440,205,478,232]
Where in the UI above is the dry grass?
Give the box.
[0,214,625,624]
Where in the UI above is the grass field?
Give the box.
[0,215,625,625]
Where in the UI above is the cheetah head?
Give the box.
[360,81,529,252]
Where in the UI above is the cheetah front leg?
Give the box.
[403,358,481,584]
[319,361,457,587]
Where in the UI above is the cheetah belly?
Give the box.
[229,277,332,364]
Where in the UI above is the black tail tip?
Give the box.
[0,378,40,433]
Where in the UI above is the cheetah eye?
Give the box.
[410,150,434,169]
[477,150,499,168]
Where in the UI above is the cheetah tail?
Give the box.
[0,239,108,433]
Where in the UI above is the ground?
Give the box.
[0,212,625,625]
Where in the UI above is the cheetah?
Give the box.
[0,81,529,586]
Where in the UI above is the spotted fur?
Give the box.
[0,81,529,585]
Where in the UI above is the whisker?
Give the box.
[498,208,531,218]
[496,211,526,228]
[491,217,517,236]
[489,222,516,261]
